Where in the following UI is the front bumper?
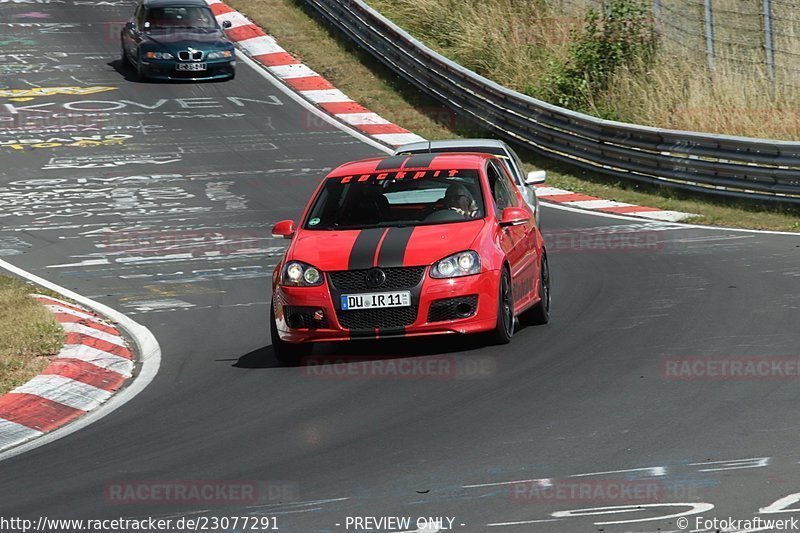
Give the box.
[140,58,235,80]
[273,268,501,343]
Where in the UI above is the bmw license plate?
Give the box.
[341,291,411,310]
[176,63,207,71]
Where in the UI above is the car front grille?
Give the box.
[427,295,478,323]
[336,306,418,331]
[178,50,203,61]
[328,266,425,292]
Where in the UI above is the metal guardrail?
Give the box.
[304,0,800,204]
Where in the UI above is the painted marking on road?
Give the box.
[569,466,667,478]
[487,519,560,526]
[463,478,552,489]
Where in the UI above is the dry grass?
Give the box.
[0,276,63,395]
[228,0,800,231]
[370,0,800,140]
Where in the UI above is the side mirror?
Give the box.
[222,20,232,29]
[271,220,296,239]
[499,207,530,227]
[525,170,547,185]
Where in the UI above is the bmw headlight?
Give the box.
[206,50,233,59]
[283,261,323,286]
[145,51,174,60]
[430,251,481,279]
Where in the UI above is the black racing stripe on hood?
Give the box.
[375,155,409,170]
[376,226,415,268]
[348,228,386,271]
[403,153,437,168]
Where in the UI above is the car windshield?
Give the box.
[145,6,217,29]
[304,169,485,230]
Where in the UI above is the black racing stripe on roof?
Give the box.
[348,228,387,271]
[375,156,409,170]
[403,153,438,169]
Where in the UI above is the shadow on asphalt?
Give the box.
[233,333,497,369]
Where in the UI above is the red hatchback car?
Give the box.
[270,152,550,363]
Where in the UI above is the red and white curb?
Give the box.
[206,0,424,147]
[208,0,697,222]
[534,186,698,222]
[0,294,134,453]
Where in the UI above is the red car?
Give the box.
[270,152,550,364]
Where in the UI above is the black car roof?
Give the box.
[143,0,209,7]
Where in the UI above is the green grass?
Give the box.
[227,0,800,232]
[0,275,64,395]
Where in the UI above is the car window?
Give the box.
[135,3,145,27]
[144,6,217,29]
[487,160,518,213]
[507,147,526,184]
[304,169,485,230]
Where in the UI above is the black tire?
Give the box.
[270,303,312,365]
[524,252,551,325]
[490,267,514,344]
[228,68,236,81]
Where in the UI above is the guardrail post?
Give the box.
[704,0,715,72]
[763,0,775,83]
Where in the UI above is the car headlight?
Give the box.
[145,51,174,60]
[206,50,233,59]
[430,251,481,279]
[282,261,323,286]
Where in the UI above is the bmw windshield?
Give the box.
[304,169,485,230]
[144,6,217,30]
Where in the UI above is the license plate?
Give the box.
[341,291,411,310]
[176,63,207,71]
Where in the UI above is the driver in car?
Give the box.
[443,183,479,219]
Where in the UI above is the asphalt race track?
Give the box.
[2,2,800,531]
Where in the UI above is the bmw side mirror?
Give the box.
[222,20,232,29]
[499,207,530,227]
[525,170,547,185]
[272,220,296,239]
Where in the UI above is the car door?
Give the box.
[488,160,538,311]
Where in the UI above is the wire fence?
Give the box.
[559,0,800,88]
